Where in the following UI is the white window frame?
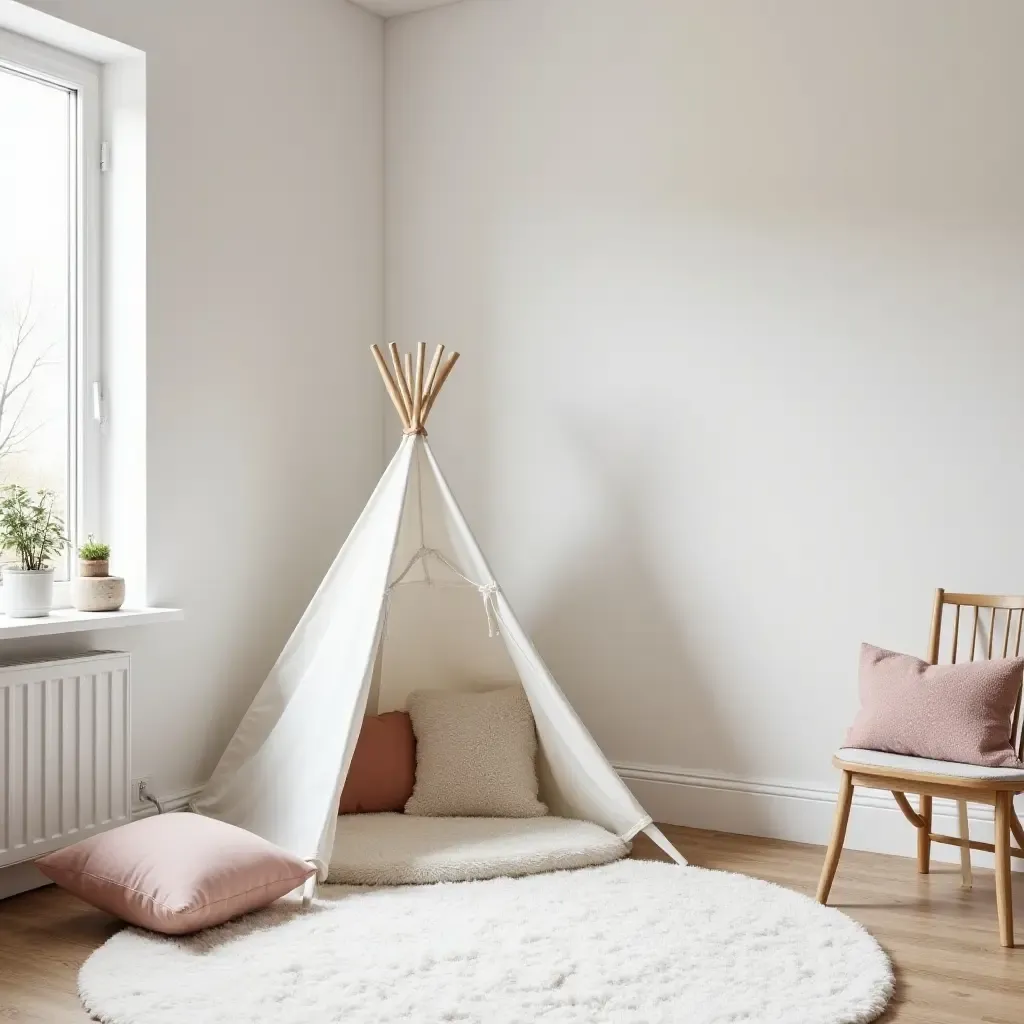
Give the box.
[0,28,101,600]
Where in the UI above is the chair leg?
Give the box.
[917,794,932,873]
[995,791,1014,948]
[1011,805,1024,852]
[816,770,854,904]
[957,800,973,889]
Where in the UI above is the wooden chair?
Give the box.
[816,589,1024,947]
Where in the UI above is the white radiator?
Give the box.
[0,651,131,870]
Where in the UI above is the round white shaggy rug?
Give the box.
[79,860,893,1024]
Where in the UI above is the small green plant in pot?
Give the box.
[0,486,68,618]
[78,535,111,577]
[72,534,125,612]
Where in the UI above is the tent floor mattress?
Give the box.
[326,813,630,885]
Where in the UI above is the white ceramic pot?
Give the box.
[3,567,55,618]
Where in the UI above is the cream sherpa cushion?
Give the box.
[405,685,547,817]
[328,814,627,884]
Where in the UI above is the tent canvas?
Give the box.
[193,345,686,878]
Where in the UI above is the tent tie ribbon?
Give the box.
[478,582,500,637]
[380,572,500,639]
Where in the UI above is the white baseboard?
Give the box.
[0,785,203,901]
[0,860,50,900]
[615,762,1022,872]
[5,768,1015,903]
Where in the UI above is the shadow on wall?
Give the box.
[524,421,745,785]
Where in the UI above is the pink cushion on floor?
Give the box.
[34,812,314,935]
[846,643,1024,768]
[340,711,416,814]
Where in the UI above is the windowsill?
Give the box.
[0,606,182,639]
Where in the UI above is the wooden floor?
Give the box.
[1,824,1021,1022]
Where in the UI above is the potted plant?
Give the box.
[72,536,125,612]
[0,486,68,618]
[78,535,110,577]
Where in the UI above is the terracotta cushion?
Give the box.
[339,711,416,814]
[846,643,1024,768]
[35,812,314,935]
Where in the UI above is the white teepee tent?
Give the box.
[193,344,685,879]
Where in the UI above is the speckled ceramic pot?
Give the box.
[72,575,125,612]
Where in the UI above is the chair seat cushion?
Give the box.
[836,747,1024,781]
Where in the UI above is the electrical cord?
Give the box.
[138,780,165,814]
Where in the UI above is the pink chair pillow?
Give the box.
[35,812,314,935]
[847,643,1024,768]
[339,710,416,814]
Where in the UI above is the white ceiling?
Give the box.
[354,0,463,17]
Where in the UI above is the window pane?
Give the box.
[0,68,72,579]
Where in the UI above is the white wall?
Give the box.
[386,0,1024,852]
[10,0,384,800]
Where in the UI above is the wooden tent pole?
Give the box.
[403,352,414,415]
[370,345,411,431]
[422,344,445,412]
[388,343,414,423]
[412,342,426,430]
[374,343,459,433]
[422,351,460,421]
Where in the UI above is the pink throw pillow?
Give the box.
[35,812,314,935]
[339,710,416,814]
[847,643,1024,767]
